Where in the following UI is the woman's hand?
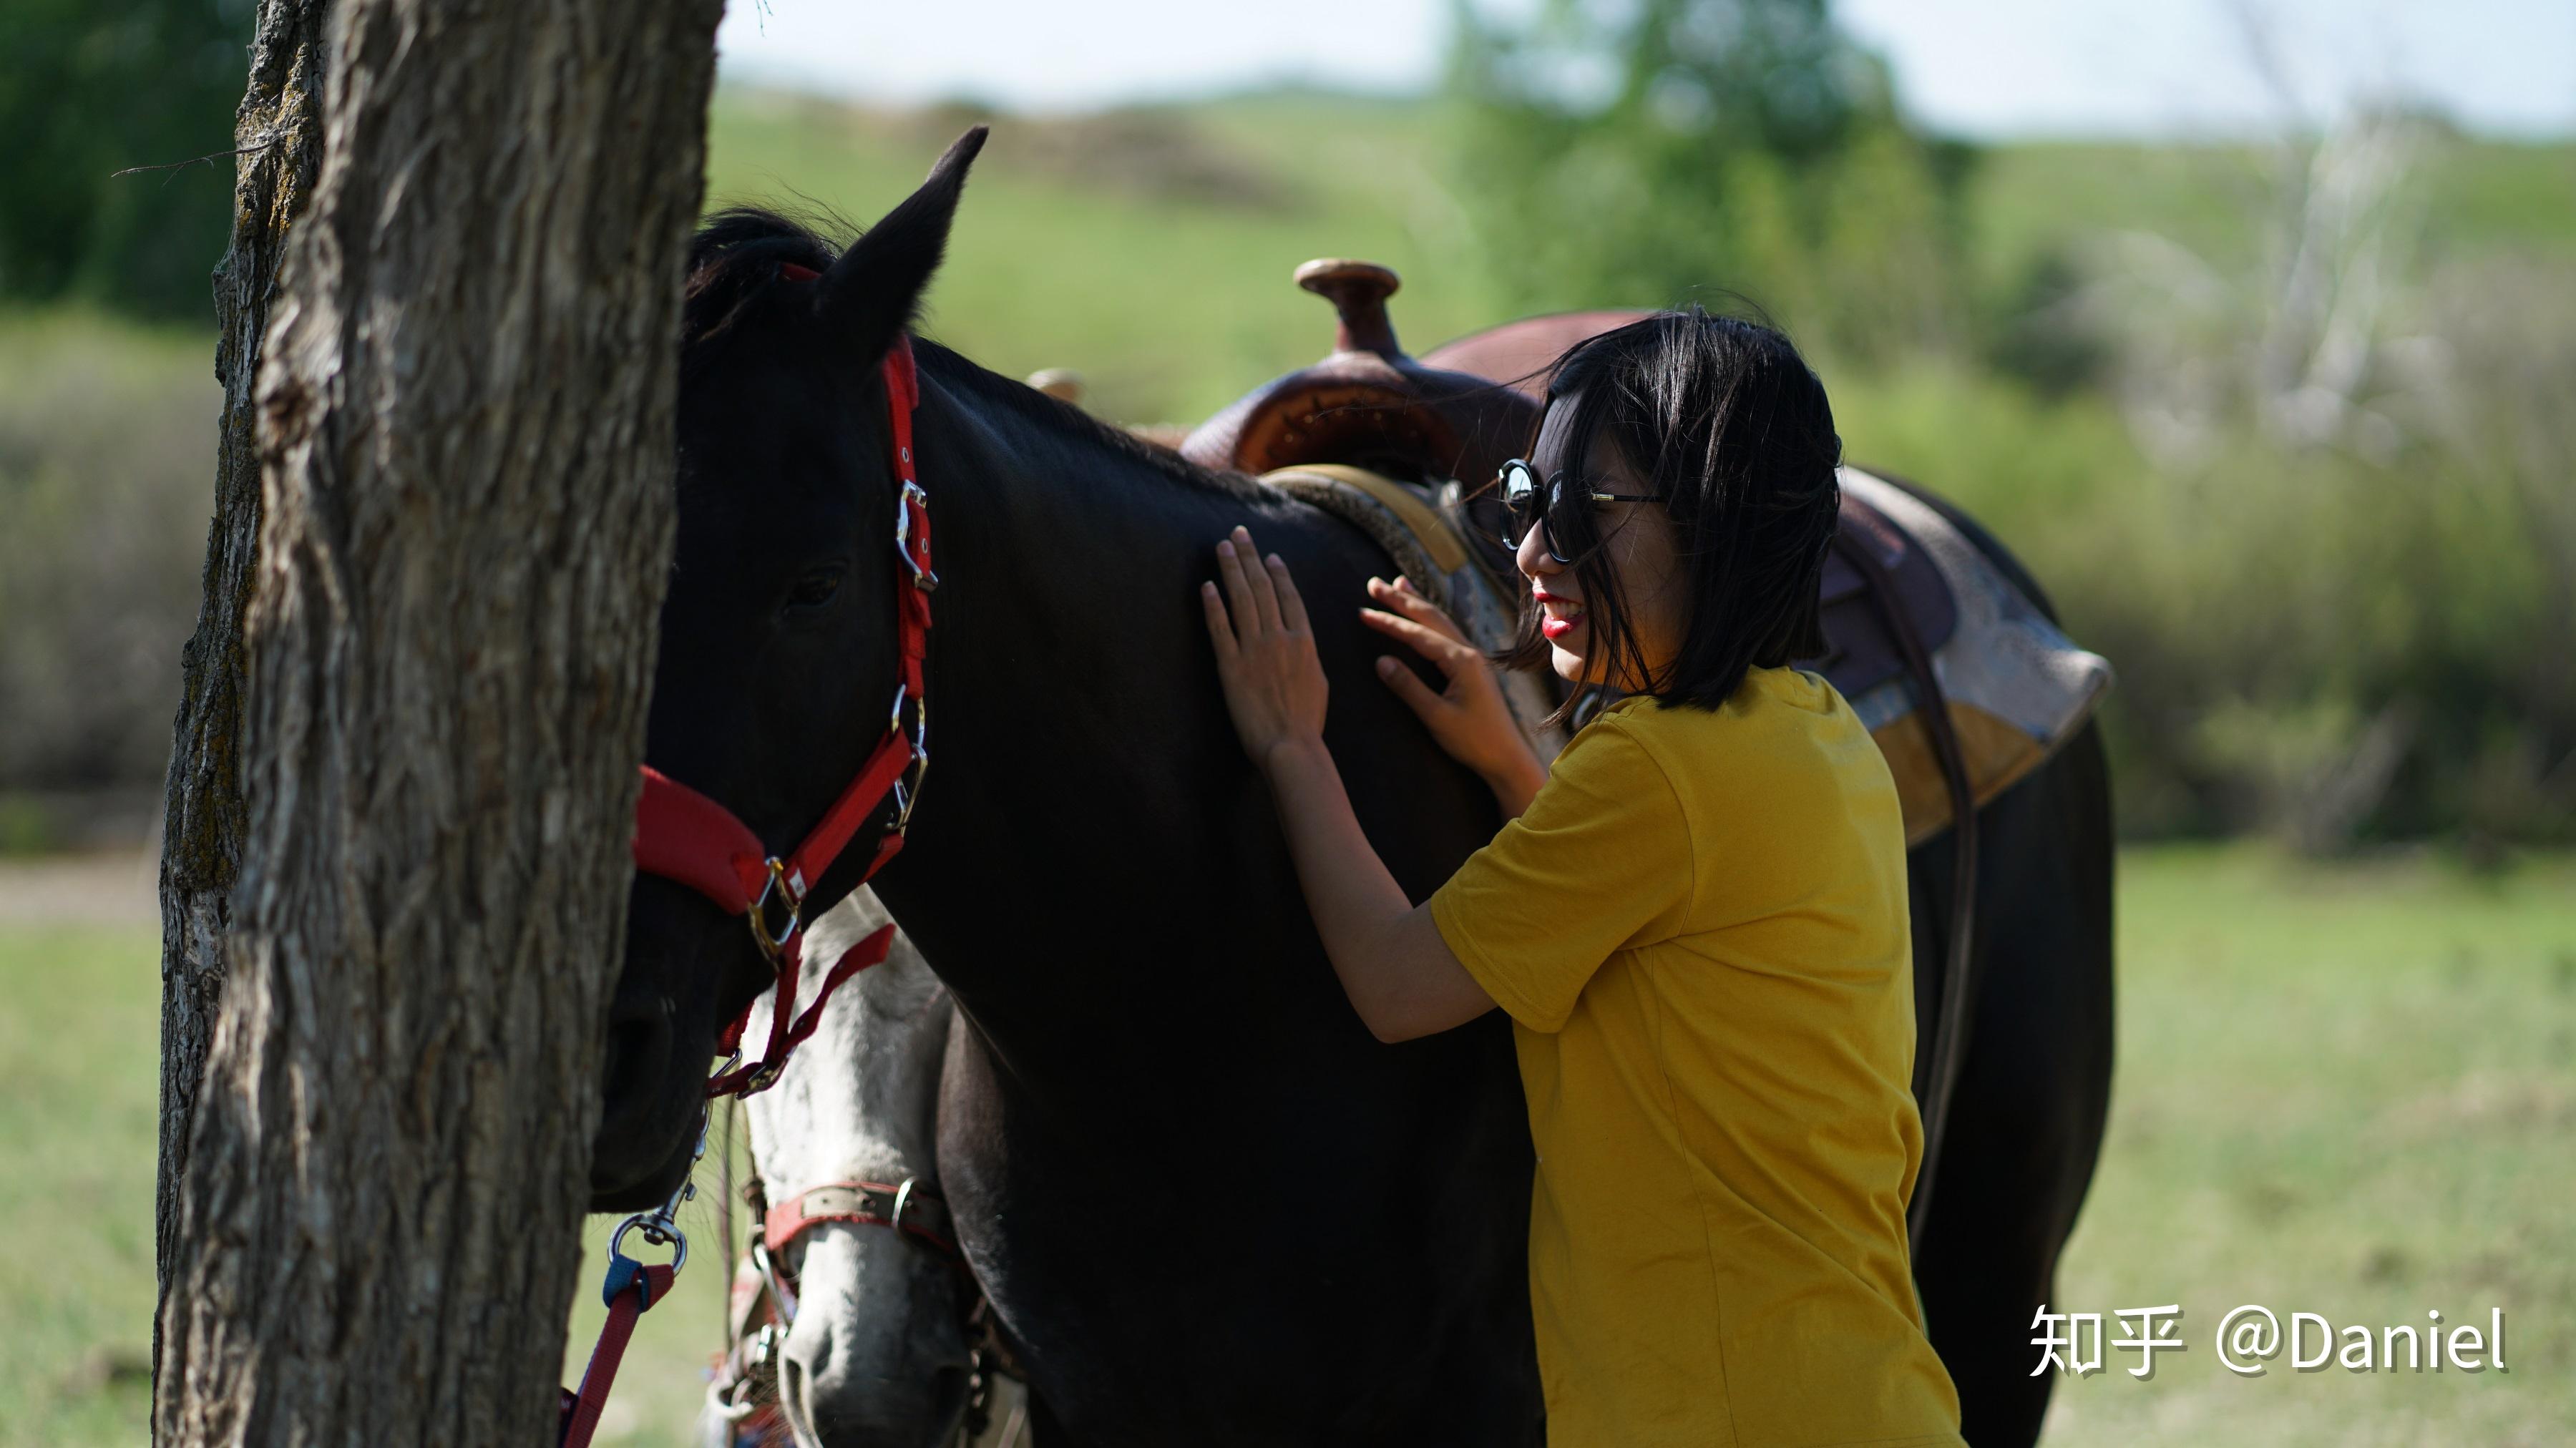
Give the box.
[1199,533,1499,1045]
[1362,577,1548,817]
[1202,526,1330,768]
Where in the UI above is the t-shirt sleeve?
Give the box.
[1428,713,1695,1032]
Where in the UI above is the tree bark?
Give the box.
[155,0,330,1404]
[152,0,723,1442]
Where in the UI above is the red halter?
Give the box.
[630,330,935,1098]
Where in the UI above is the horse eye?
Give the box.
[785,567,844,611]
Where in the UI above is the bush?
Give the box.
[0,309,216,793]
[1835,340,2576,847]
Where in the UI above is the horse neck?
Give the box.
[902,349,1310,763]
[743,889,952,1194]
[909,346,1286,565]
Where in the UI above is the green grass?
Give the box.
[0,924,162,1444]
[0,908,755,1447]
[1963,135,2576,300]
[5,846,2571,1444]
[2041,847,2576,1446]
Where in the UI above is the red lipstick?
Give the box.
[1533,587,1584,640]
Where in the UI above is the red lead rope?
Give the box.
[629,331,934,1100]
[559,1259,678,1448]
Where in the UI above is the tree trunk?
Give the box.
[155,0,329,1403]
[152,0,723,1441]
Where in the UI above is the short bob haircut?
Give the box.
[1500,306,1842,720]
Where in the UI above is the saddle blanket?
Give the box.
[1828,469,2113,845]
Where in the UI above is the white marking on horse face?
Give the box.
[746,889,951,1198]
[740,889,972,1447]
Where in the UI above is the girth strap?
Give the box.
[1833,526,1980,1243]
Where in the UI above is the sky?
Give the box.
[712,0,2575,138]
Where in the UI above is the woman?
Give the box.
[1199,310,1964,1447]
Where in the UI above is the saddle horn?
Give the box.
[1297,259,1405,360]
[1181,256,1536,489]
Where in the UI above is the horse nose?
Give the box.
[602,1006,667,1105]
[776,1233,973,1447]
[595,1001,672,1136]
[779,1336,965,1448]
[587,998,680,1202]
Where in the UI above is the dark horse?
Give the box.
[590,129,2114,1447]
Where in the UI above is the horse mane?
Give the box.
[907,338,1263,501]
[683,205,1262,502]
[681,205,844,364]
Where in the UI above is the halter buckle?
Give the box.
[894,481,938,590]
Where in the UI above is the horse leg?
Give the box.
[1912,725,2116,1447]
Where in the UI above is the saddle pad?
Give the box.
[1833,469,2114,844]
[1261,464,1567,763]
[1810,489,1958,700]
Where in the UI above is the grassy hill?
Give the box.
[702,87,1511,425]
[702,85,2576,424]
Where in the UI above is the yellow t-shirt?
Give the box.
[1429,670,1963,1448]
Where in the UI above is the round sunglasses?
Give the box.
[1496,458,1659,564]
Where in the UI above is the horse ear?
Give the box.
[818,125,989,364]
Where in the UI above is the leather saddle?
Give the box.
[1182,265,1958,709]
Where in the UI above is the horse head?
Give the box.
[726,891,975,1447]
[590,128,987,1210]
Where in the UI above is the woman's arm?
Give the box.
[1257,738,1503,1042]
[1201,527,1500,1043]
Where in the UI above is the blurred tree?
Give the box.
[0,0,250,319]
[1986,247,2111,399]
[1444,0,1975,362]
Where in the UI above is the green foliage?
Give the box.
[1835,355,2576,845]
[0,0,250,320]
[1443,0,1975,361]
[3,81,2567,843]
[0,309,217,792]
[0,797,63,856]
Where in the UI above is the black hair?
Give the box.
[1500,305,1841,720]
